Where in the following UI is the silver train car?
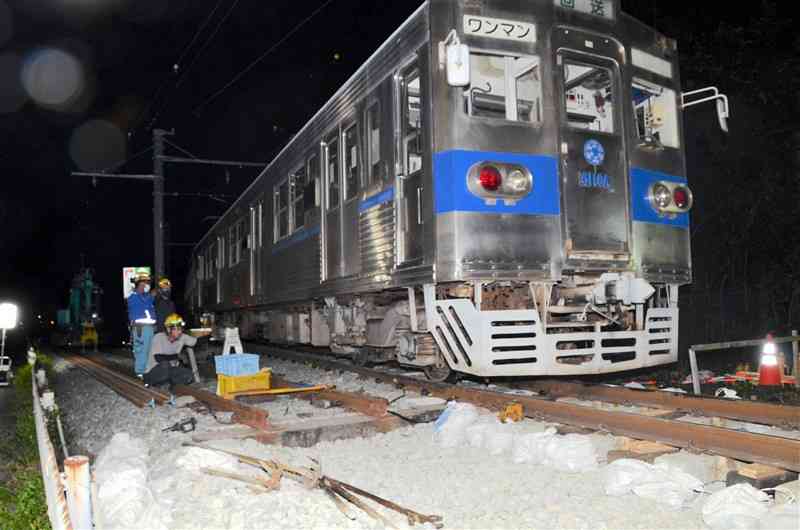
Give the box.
[186,0,728,381]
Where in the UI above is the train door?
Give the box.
[395,60,425,267]
[249,198,263,298]
[555,45,630,263]
[322,130,343,281]
[341,120,361,277]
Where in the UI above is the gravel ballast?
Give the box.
[53,354,793,529]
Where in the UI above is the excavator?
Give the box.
[53,268,103,351]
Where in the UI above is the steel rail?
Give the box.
[253,344,800,471]
[516,380,800,429]
[65,355,169,406]
[67,358,151,408]
[74,355,171,401]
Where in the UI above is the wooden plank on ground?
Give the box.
[174,385,270,430]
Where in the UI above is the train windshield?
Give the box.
[563,61,615,133]
[632,78,680,148]
[463,52,542,123]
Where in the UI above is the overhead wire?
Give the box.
[131,0,227,135]
[143,0,242,131]
[193,0,337,115]
[173,0,244,90]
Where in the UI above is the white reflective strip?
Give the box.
[761,353,778,366]
[631,48,672,78]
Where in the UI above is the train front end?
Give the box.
[426,0,694,376]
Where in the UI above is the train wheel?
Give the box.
[423,361,452,383]
[352,349,369,367]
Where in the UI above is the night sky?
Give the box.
[0,0,795,349]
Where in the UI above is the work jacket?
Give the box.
[154,295,176,332]
[127,292,155,323]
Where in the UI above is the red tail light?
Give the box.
[479,166,502,191]
[673,187,690,209]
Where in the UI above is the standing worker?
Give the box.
[154,277,176,332]
[127,270,156,378]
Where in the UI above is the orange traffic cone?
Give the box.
[758,334,782,386]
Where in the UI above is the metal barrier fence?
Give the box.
[32,370,93,529]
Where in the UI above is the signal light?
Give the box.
[467,162,533,205]
[673,187,690,209]
[479,166,502,191]
[648,181,692,215]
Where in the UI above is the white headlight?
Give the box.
[505,169,529,193]
[651,183,671,209]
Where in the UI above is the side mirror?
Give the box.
[439,30,470,87]
[716,97,729,133]
[446,42,470,86]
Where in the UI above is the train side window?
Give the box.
[402,68,423,174]
[632,78,679,149]
[563,61,616,133]
[206,243,215,278]
[327,138,340,210]
[366,102,382,184]
[238,218,248,257]
[228,225,236,267]
[292,166,306,231]
[305,154,320,210]
[274,179,290,241]
[463,53,542,123]
[344,124,359,201]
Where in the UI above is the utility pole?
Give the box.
[72,131,266,281]
[152,129,173,280]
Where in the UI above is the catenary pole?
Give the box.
[152,129,172,280]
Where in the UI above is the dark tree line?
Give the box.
[665,1,800,344]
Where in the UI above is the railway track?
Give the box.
[63,347,800,471]
[64,354,170,408]
[245,342,800,472]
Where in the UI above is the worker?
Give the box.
[154,277,176,332]
[143,313,196,388]
[127,270,156,378]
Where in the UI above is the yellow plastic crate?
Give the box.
[217,368,271,399]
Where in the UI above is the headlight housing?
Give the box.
[467,162,533,205]
[648,181,692,214]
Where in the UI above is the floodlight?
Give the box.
[0,303,18,330]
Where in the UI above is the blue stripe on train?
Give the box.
[433,150,560,215]
[358,187,394,212]
[630,168,690,228]
[272,225,320,254]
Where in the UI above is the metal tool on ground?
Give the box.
[162,417,197,433]
[187,443,443,528]
[216,364,331,400]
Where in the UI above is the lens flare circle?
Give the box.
[21,47,85,108]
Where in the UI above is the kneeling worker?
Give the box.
[143,313,197,388]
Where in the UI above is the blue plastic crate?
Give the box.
[214,353,260,376]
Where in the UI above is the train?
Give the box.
[186,0,729,381]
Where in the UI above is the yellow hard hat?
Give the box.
[158,277,172,289]
[133,271,151,284]
[164,313,185,329]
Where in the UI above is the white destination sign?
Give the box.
[554,0,615,21]
[463,15,536,43]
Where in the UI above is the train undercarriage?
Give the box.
[211,274,679,381]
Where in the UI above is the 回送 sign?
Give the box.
[554,0,615,21]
